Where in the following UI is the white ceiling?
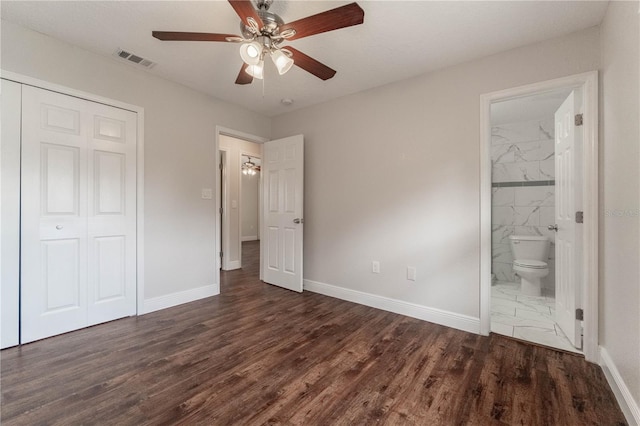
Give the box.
[1,1,608,117]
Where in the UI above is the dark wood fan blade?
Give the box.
[286,47,336,81]
[235,63,253,85]
[279,3,364,41]
[228,0,264,28]
[152,31,240,42]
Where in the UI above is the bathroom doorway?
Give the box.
[479,72,599,361]
[490,88,579,353]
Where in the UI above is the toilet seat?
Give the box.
[513,259,547,269]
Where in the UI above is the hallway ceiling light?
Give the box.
[242,156,259,176]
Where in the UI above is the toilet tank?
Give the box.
[509,235,550,260]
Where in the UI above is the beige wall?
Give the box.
[219,135,262,268]
[272,27,600,318]
[599,0,640,411]
[1,21,271,300]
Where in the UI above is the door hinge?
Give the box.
[576,308,584,321]
[219,207,223,214]
[575,211,584,223]
[575,113,583,126]
[219,162,223,170]
[220,251,223,258]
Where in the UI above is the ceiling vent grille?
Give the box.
[114,49,156,69]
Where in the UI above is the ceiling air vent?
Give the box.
[114,49,156,69]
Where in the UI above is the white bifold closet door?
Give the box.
[21,86,137,343]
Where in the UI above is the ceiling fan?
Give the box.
[152,0,364,85]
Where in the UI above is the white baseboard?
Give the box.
[241,236,258,242]
[600,346,640,425]
[142,284,219,315]
[223,260,241,271]
[303,279,480,334]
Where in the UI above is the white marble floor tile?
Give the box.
[491,297,521,311]
[491,322,514,337]
[491,312,555,330]
[491,280,582,354]
[493,304,516,316]
[514,298,553,314]
[515,307,553,322]
[513,326,579,353]
[493,282,520,294]
[492,290,518,302]
[554,325,582,354]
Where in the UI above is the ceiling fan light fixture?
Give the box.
[271,49,294,75]
[239,41,263,65]
[245,60,264,79]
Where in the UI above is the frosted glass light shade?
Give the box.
[240,42,262,65]
[245,61,264,79]
[271,50,294,75]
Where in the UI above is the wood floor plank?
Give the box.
[0,241,627,425]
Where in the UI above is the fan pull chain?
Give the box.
[262,75,265,98]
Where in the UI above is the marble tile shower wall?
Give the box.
[491,118,556,292]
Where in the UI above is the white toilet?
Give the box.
[508,235,550,297]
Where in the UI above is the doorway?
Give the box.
[215,128,305,294]
[489,88,579,353]
[479,72,599,362]
[216,128,266,271]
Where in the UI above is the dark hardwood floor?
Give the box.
[1,241,626,425]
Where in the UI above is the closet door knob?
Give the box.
[56,225,63,230]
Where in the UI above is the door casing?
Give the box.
[479,71,599,362]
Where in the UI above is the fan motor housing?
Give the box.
[240,10,284,38]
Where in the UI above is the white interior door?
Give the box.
[554,90,583,349]
[261,135,304,292]
[21,86,136,343]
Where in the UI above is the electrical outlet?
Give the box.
[407,266,416,281]
[372,261,380,274]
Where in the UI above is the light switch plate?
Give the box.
[201,188,213,199]
[407,266,416,281]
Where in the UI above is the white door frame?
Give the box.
[219,147,230,271]
[479,71,599,362]
[0,70,145,315]
[215,127,267,286]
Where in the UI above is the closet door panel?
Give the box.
[87,102,137,325]
[21,86,88,343]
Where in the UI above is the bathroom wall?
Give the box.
[491,118,556,293]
